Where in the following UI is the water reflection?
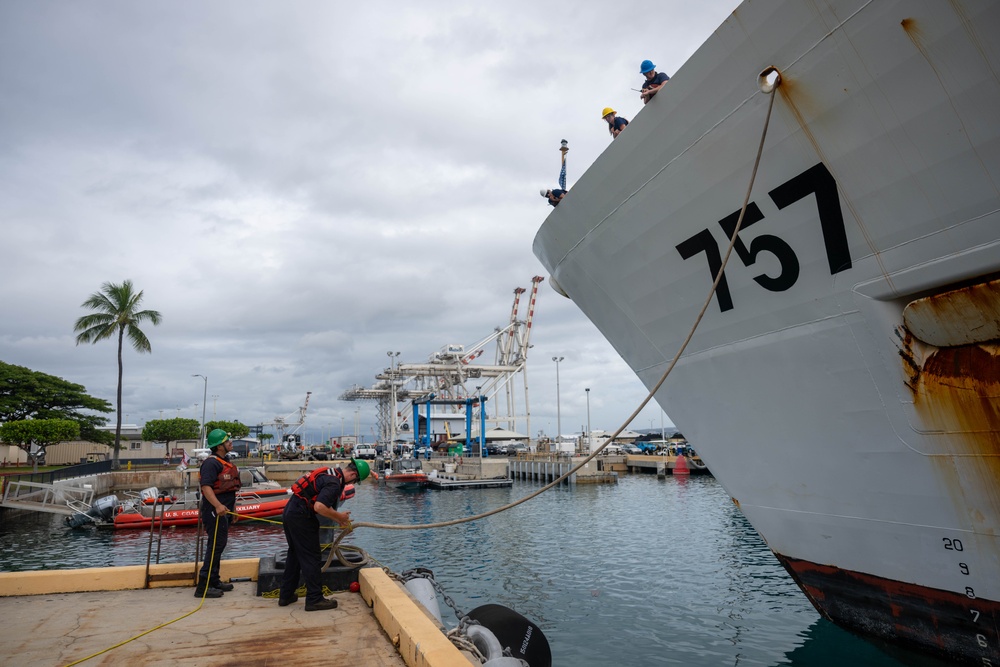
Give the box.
[776,617,956,667]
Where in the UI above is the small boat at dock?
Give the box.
[113,493,289,530]
[382,458,429,490]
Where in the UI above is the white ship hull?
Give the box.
[533,1,1000,663]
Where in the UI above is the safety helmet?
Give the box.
[207,429,231,448]
[601,107,616,118]
[350,458,371,482]
[640,59,656,74]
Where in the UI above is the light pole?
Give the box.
[387,351,401,446]
[552,357,564,445]
[192,374,207,445]
[585,387,591,452]
[212,394,219,420]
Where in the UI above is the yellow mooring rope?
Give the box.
[63,509,223,667]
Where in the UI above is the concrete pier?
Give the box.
[624,454,708,475]
[0,561,476,667]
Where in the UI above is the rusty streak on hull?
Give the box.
[777,555,1000,665]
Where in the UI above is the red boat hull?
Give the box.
[113,497,289,530]
[386,474,429,489]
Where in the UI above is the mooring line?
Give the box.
[345,78,779,535]
[60,73,780,666]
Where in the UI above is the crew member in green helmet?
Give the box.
[195,429,241,598]
[278,459,371,611]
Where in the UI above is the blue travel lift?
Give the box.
[411,393,488,457]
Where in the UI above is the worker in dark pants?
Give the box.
[195,429,241,597]
[278,459,371,611]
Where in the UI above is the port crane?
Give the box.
[340,277,544,444]
[260,391,311,453]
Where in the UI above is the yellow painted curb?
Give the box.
[360,568,475,667]
[0,558,259,596]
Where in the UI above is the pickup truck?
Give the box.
[353,446,377,460]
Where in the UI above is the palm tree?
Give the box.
[74,280,162,470]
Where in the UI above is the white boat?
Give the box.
[533,1,1000,664]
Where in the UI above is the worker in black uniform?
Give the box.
[278,459,372,610]
[195,429,241,598]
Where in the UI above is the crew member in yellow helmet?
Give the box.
[278,459,371,611]
[602,107,629,139]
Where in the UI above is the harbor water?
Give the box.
[0,474,952,666]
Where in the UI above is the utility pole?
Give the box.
[585,387,591,453]
[552,357,564,446]
[192,374,207,445]
[387,351,400,446]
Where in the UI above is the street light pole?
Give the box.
[552,357,564,447]
[387,351,400,447]
[585,387,591,452]
[192,374,207,445]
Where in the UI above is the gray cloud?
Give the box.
[0,0,737,438]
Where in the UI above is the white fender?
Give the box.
[403,577,443,625]
[466,624,507,663]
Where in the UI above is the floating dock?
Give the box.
[428,476,513,490]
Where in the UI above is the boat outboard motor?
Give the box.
[65,495,120,528]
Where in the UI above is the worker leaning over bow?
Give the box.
[639,59,670,104]
[196,428,241,598]
[278,459,372,611]
[602,107,629,138]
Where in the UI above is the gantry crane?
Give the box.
[260,391,311,454]
[339,277,544,443]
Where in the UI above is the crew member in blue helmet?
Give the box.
[278,459,372,611]
[639,59,670,104]
[195,429,241,598]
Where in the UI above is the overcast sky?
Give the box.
[1,0,739,443]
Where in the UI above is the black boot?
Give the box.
[305,598,338,611]
[194,580,224,598]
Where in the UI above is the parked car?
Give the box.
[225,452,240,461]
[622,444,642,455]
[354,446,377,460]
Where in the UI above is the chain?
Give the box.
[399,567,466,621]
[446,626,488,663]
